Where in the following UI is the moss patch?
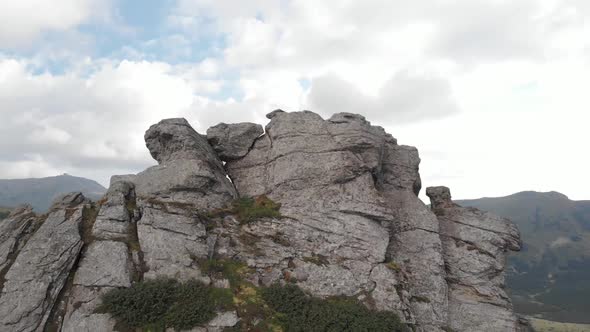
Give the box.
[386,261,402,272]
[208,195,282,224]
[199,258,252,289]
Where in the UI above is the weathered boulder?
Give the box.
[0,194,87,332]
[135,118,236,209]
[207,122,264,160]
[145,118,216,164]
[427,186,523,332]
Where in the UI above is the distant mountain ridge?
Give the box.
[0,174,106,212]
[458,191,590,323]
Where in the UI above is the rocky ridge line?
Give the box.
[0,110,531,332]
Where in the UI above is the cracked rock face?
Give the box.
[223,111,446,329]
[138,118,236,208]
[0,194,87,332]
[0,111,526,332]
[206,122,264,160]
[427,186,525,332]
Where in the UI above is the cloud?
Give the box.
[0,57,235,185]
[1,0,589,202]
[308,71,459,124]
[0,0,112,49]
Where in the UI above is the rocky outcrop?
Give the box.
[0,205,38,272]
[206,122,264,160]
[426,186,526,332]
[0,110,526,332]
[61,241,132,332]
[0,193,88,332]
[221,110,447,329]
[137,118,236,208]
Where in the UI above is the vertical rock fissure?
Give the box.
[0,215,37,293]
[44,203,98,331]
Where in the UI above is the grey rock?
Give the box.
[138,118,236,209]
[207,122,264,160]
[369,264,415,324]
[73,241,132,288]
[61,241,132,332]
[208,311,239,327]
[133,159,235,209]
[0,205,37,271]
[109,174,137,186]
[145,118,220,164]
[386,190,449,330]
[92,180,136,240]
[427,186,522,332]
[137,204,209,281]
[49,191,89,210]
[0,197,86,332]
[0,110,525,332]
[223,110,443,329]
[61,286,116,332]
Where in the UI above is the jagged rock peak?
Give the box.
[137,117,236,207]
[206,122,264,161]
[144,117,219,164]
[426,186,457,211]
[426,185,527,331]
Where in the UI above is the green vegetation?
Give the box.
[198,258,252,288]
[97,278,232,331]
[261,284,410,332]
[209,195,282,224]
[99,258,409,332]
[530,317,590,332]
[386,261,402,272]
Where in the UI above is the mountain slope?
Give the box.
[458,192,590,323]
[0,174,106,211]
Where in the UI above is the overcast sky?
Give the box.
[0,0,588,200]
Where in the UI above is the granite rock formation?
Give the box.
[0,110,529,332]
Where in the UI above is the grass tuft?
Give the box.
[208,195,282,224]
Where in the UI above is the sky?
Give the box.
[0,0,589,201]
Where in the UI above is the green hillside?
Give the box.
[531,318,590,332]
[458,192,590,323]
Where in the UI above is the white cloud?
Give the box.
[308,71,459,124]
[0,57,248,185]
[1,0,589,202]
[0,0,112,48]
